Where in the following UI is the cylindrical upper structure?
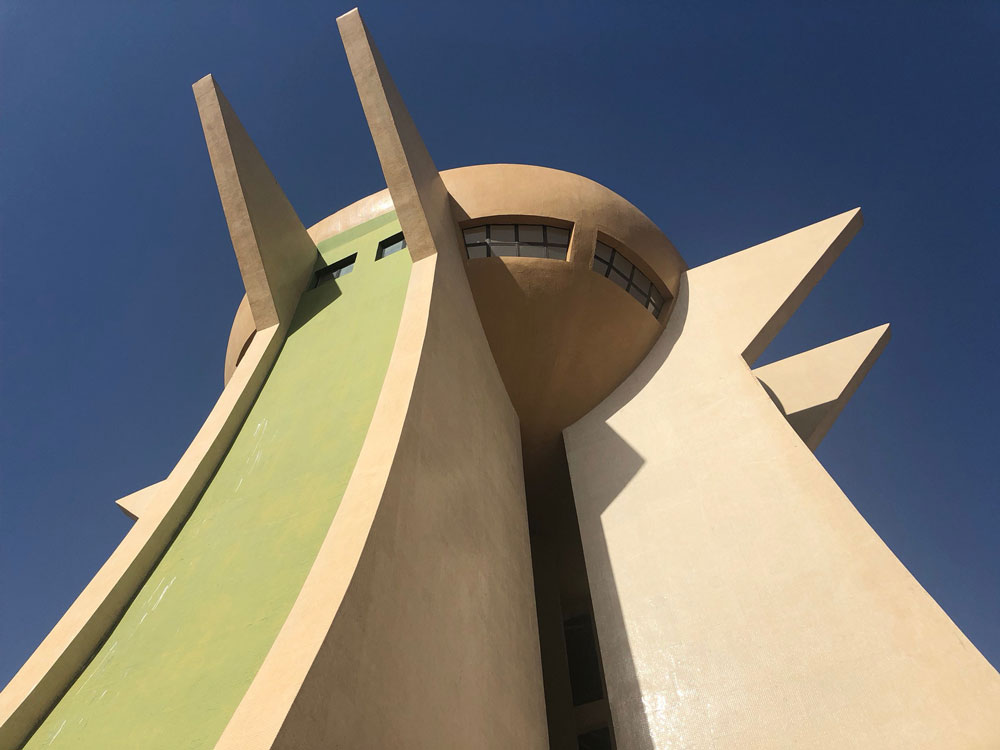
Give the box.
[233,164,688,453]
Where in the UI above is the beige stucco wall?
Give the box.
[218,226,548,750]
[564,214,1000,748]
[754,324,891,451]
[464,258,663,452]
[193,76,318,331]
[208,12,550,748]
[444,163,684,297]
[300,162,686,465]
[113,479,166,520]
[308,164,686,304]
[223,294,256,385]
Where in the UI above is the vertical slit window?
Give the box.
[563,614,604,706]
[577,727,613,750]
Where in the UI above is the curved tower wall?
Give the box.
[3,7,998,750]
[564,214,1000,748]
[22,216,413,750]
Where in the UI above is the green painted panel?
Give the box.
[316,210,400,264]
[25,214,410,750]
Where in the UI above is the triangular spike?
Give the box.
[753,323,891,450]
[690,208,863,364]
[114,479,166,521]
[337,9,453,263]
[193,75,319,330]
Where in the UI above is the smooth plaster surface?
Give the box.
[754,324,891,450]
[300,163,686,463]
[465,257,663,462]
[1,73,327,748]
[564,213,1000,748]
[22,216,411,750]
[11,8,982,750]
[223,295,256,385]
[0,321,284,749]
[193,76,318,331]
[112,480,166,521]
[210,13,550,748]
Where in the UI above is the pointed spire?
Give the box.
[337,8,454,263]
[691,209,863,364]
[193,75,319,330]
[753,324,891,450]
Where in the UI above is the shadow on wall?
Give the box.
[287,277,343,336]
[569,275,691,750]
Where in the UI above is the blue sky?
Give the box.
[1,0,997,688]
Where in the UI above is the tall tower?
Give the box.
[2,9,998,750]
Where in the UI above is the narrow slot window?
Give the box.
[315,252,357,286]
[563,614,604,706]
[577,727,613,750]
[376,231,407,260]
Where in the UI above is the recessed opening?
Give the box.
[315,253,357,286]
[376,231,407,260]
[524,436,615,749]
[592,240,667,318]
[564,614,604,706]
[463,223,570,260]
[577,726,613,750]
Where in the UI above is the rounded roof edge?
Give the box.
[443,164,686,293]
[306,164,687,293]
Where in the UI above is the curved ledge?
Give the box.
[307,189,395,246]
[304,163,686,297]
[443,164,684,296]
[0,323,286,749]
[465,256,664,451]
[224,295,257,385]
[215,230,547,748]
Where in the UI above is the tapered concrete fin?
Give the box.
[114,480,167,521]
[193,75,319,329]
[691,208,863,364]
[337,9,453,263]
[754,323,891,450]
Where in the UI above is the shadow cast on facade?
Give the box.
[286,279,343,337]
[566,275,690,750]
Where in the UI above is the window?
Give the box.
[315,253,357,286]
[376,231,407,260]
[463,223,570,260]
[564,614,604,706]
[577,727,613,750]
[592,241,667,318]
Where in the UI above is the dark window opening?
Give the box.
[564,614,605,706]
[376,231,407,260]
[315,252,357,286]
[526,437,615,749]
[592,241,667,318]
[578,726,613,750]
[463,223,570,260]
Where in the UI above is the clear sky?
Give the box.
[1,0,997,689]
